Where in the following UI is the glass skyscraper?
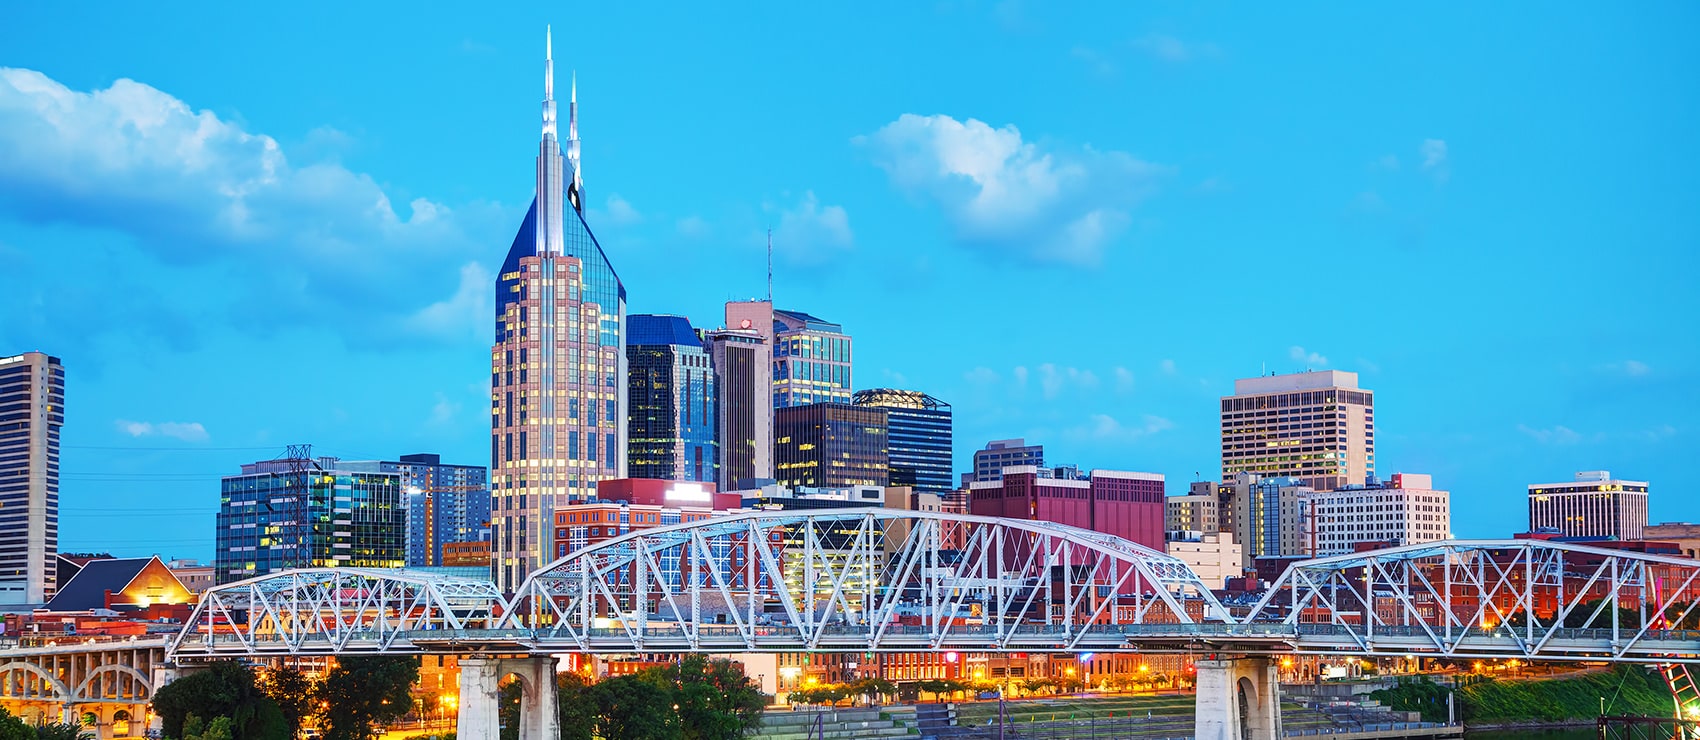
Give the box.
[215,449,404,584]
[0,352,61,605]
[774,402,888,489]
[852,389,952,494]
[626,314,717,483]
[342,453,490,567]
[491,29,627,590]
[771,309,851,408]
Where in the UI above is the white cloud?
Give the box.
[114,419,209,442]
[427,393,458,428]
[768,191,852,264]
[1067,413,1174,443]
[1623,360,1649,377]
[1159,359,1178,375]
[1289,345,1329,368]
[599,193,641,226]
[1518,424,1582,446]
[1012,366,1030,387]
[1114,367,1135,394]
[676,215,709,238]
[405,262,492,341]
[0,67,501,345]
[964,367,999,386]
[1131,33,1220,63]
[859,113,1164,266]
[1375,154,1400,171]
[1421,139,1449,182]
[1071,46,1116,77]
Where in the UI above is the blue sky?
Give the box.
[2,3,1695,560]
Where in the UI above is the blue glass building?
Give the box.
[626,315,718,483]
[215,449,404,584]
[771,309,852,408]
[343,453,489,567]
[852,389,953,494]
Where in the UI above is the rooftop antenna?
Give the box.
[766,226,773,302]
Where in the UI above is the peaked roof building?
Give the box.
[42,556,193,613]
[491,28,628,590]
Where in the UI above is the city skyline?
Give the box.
[0,4,1695,559]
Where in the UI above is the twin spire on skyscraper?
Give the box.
[543,26,584,214]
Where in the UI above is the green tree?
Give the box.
[184,717,234,740]
[496,679,523,740]
[0,708,35,740]
[260,666,318,736]
[667,656,766,740]
[316,656,420,740]
[1564,599,1645,629]
[591,674,680,740]
[32,723,92,740]
[152,661,289,740]
[556,673,596,740]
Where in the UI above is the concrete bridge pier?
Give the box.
[1194,657,1282,740]
[456,657,559,740]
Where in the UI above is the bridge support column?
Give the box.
[456,657,558,740]
[1195,657,1282,740]
[456,658,502,740]
[509,656,560,740]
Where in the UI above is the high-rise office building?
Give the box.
[969,438,1045,484]
[852,389,952,494]
[490,30,627,590]
[1221,370,1374,490]
[705,328,772,489]
[216,449,404,584]
[771,310,852,408]
[1220,472,1313,570]
[1528,470,1649,541]
[1165,481,1221,537]
[774,403,889,489]
[1302,473,1451,556]
[343,454,490,568]
[0,352,62,605]
[968,466,1165,552]
[626,315,717,483]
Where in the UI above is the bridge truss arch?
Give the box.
[507,508,1230,653]
[1243,539,1700,663]
[170,568,506,657]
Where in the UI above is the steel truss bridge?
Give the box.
[159,509,1700,665]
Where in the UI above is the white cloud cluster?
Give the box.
[1421,139,1449,182]
[1289,345,1329,368]
[115,419,209,442]
[0,67,497,345]
[1131,33,1220,63]
[770,191,852,264]
[860,114,1164,265]
[1518,424,1582,446]
[1067,413,1174,443]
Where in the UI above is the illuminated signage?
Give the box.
[667,483,712,504]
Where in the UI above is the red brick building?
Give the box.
[967,466,1165,551]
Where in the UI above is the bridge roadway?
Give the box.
[166,623,1700,664]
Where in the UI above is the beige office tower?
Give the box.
[1528,471,1649,541]
[1166,481,1222,536]
[705,328,773,489]
[0,352,62,606]
[490,31,627,590]
[1221,370,1374,491]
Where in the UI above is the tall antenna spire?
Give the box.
[566,70,583,211]
[541,26,556,137]
[766,227,774,302]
